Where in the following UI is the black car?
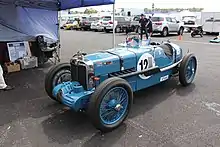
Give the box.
[81,17,100,31]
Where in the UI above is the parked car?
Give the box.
[81,17,100,31]
[151,14,185,36]
[182,16,196,25]
[101,16,131,33]
[63,19,81,30]
[182,16,197,32]
[130,15,141,33]
[90,18,104,32]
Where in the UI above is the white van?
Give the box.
[201,12,220,33]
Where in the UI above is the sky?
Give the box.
[72,0,219,12]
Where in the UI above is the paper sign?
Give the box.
[7,41,29,62]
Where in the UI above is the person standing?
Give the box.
[139,14,149,40]
[147,16,153,38]
[0,65,13,91]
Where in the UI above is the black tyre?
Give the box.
[178,27,184,35]
[131,26,135,32]
[161,27,168,37]
[105,29,110,33]
[115,26,121,33]
[200,33,203,37]
[191,33,195,37]
[135,26,140,34]
[88,77,133,132]
[45,63,71,102]
[179,53,197,86]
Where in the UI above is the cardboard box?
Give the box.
[4,62,21,73]
[19,56,38,70]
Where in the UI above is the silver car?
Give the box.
[151,14,185,37]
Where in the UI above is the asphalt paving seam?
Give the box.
[17,120,33,147]
[127,119,177,147]
[174,123,220,144]
[0,126,11,146]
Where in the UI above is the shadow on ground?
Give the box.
[0,66,196,146]
[0,63,52,104]
[41,77,195,146]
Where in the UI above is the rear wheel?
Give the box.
[161,27,168,37]
[115,26,121,33]
[200,33,203,37]
[45,63,71,102]
[178,27,184,35]
[191,32,195,37]
[179,53,197,86]
[105,29,110,33]
[136,26,140,34]
[88,77,133,132]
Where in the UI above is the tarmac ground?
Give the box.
[0,30,220,147]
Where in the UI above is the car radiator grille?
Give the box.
[71,62,88,90]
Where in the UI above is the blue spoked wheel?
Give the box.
[99,87,129,125]
[88,77,133,132]
[179,53,197,86]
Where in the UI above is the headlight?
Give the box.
[86,60,94,73]
[85,60,96,89]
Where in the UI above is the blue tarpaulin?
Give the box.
[60,0,115,10]
[0,0,115,10]
[0,5,59,41]
[0,0,115,41]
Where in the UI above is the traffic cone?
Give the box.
[178,35,183,41]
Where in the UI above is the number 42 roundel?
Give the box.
[137,53,156,79]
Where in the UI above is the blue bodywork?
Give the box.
[52,41,183,111]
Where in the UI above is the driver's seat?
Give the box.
[158,43,173,57]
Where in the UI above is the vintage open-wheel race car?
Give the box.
[44,36,197,132]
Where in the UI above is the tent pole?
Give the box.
[57,11,61,63]
[112,4,115,48]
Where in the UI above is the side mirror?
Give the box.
[176,21,180,23]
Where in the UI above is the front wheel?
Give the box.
[179,53,197,86]
[88,77,133,132]
[44,63,71,102]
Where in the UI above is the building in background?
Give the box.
[118,8,144,16]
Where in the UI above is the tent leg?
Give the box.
[56,11,61,64]
[112,4,115,48]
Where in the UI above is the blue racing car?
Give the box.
[45,37,197,132]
